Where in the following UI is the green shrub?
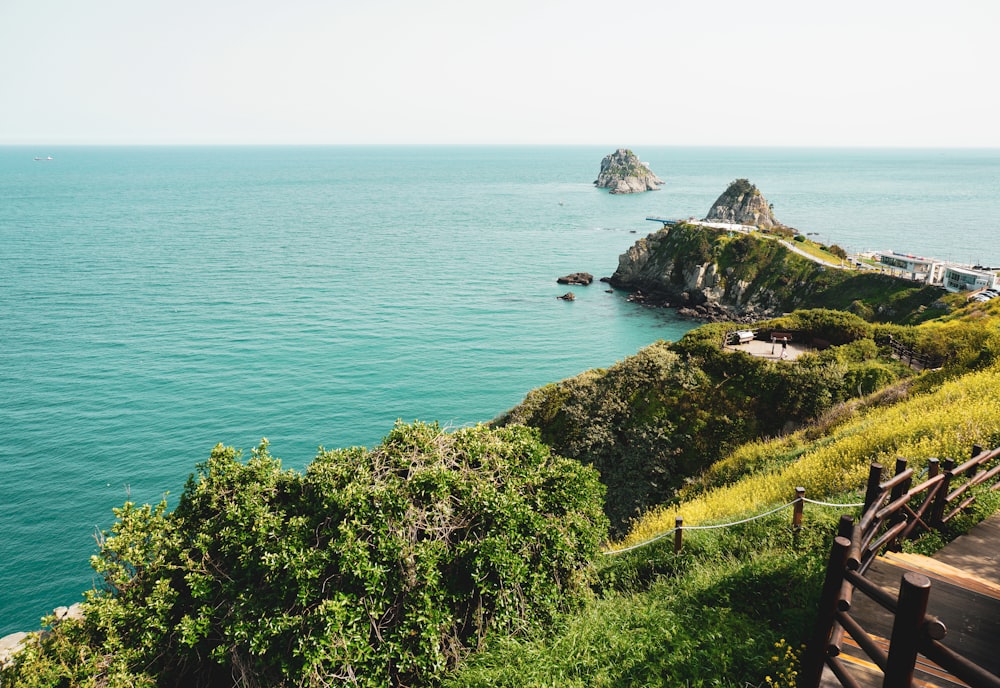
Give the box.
[500,311,910,534]
[3,423,607,688]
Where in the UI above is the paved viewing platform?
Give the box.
[723,337,809,360]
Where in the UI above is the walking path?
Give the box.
[932,512,1000,585]
[777,239,848,269]
[823,512,1000,687]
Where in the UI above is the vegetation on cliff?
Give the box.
[611,223,948,322]
[496,310,910,532]
[497,299,1000,535]
[5,246,999,687]
[2,423,606,688]
[446,304,1000,687]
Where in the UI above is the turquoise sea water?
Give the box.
[2,146,998,633]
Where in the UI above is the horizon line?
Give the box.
[4,142,1000,150]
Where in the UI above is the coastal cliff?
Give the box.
[609,223,945,323]
[594,149,664,194]
[705,178,783,229]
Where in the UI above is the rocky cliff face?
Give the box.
[594,149,664,194]
[608,223,946,323]
[704,178,781,228]
[610,224,772,321]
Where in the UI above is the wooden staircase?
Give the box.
[801,447,1000,688]
[822,549,1000,687]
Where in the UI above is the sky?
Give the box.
[1,0,998,147]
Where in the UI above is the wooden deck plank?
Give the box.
[853,556,1000,676]
[836,634,971,688]
[931,513,1000,588]
[882,551,1000,599]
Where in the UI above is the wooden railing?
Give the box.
[885,335,945,371]
[800,444,1000,688]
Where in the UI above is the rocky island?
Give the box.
[557,272,594,285]
[608,222,945,323]
[704,178,783,228]
[594,148,664,194]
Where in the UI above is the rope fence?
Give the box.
[603,487,866,556]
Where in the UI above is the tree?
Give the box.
[3,423,608,688]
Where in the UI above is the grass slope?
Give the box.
[453,301,1000,686]
[447,358,1000,687]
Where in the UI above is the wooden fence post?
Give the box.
[799,536,851,688]
[863,462,884,515]
[888,459,910,545]
[883,572,932,688]
[889,458,909,503]
[931,458,955,527]
[969,444,984,479]
[793,487,805,531]
[673,517,683,554]
[837,514,854,540]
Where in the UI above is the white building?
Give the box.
[877,252,944,284]
[943,265,999,292]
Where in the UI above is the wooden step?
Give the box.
[833,632,970,688]
[854,555,1000,676]
[882,551,1000,600]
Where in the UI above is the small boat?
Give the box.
[33,156,54,161]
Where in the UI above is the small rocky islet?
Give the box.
[703,178,784,229]
[593,148,664,194]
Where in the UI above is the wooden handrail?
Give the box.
[799,443,1000,688]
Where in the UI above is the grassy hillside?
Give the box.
[447,351,1000,687]
[499,299,1000,535]
[622,358,1000,547]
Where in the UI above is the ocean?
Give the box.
[1,146,998,634]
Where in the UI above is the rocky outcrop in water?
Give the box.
[557,272,594,285]
[594,149,664,194]
[704,178,782,228]
[608,222,947,323]
[608,223,775,322]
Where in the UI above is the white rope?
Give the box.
[683,500,799,530]
[602,528,679,555]
[602,495,867,555]
[602,500,798,555]
[802,497,865,508]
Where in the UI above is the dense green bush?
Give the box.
[760,309,872,346]
[827,244,847,260]
[2,423,608,688]
[498,310,911,533]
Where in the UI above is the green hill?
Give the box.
[446,301,1000,688]
[5,277,1000,687]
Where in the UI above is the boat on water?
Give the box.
[33,156,53,161]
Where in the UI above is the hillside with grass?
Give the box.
[446,299,1000,687]
[5,294,1000,687]
[497,301,1000,533]
[610,223,948,323]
